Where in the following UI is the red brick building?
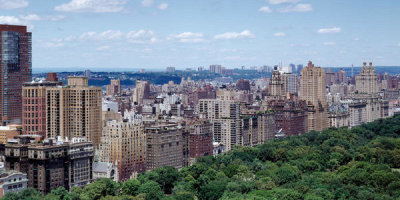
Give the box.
[187,121,213,162]
[269,100,308,136]
[22,74,61,138]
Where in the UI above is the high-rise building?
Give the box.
[236,79,251,91]
[99,120,146,181]
[0,25,32,125]
[269,66,286,96]
[212,118,241,151]
[289,63,296,73]
[106,79,121,96]
[186,121,213,165]
[269,100,308,136]
[132,80,150,105]
[198,99,240,120]
[209,64,222,74]
[22,81,59,138]
[335,69,346,84]
[145,124,183,170]
[283,73,298,94]
[296,64,303,74]
[300,61,328,131]
[356,62,378,95]
[46,77,102,145]
[198,93,242,151]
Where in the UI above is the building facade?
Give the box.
[22,81,59,138]
[269,67,286,97]
[145,125,183,170]
[99,120,146,181]
[300,61,328,131]
[5,138,94,194]
[46,77,102,145]
[356,62,378,95]
[106,79,121,96]
[0,25,32,125]
[0,171,28,197]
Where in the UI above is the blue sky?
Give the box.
[1,0,399,71]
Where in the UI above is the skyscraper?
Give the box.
[300,61,328,131]
[269,66,286,97]
[106,79,121,96]
[355,62,378,95]
[132,80,150,105]
[0,25,32,125]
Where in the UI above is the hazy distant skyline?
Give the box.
[1,0,400,70]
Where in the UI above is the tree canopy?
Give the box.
[3,115,400,200]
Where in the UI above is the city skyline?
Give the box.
[1,0,400,71]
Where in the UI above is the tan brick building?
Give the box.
[99,120,146,181]
[300,61,328,132]
[46,77,102,145]
[356,62,378,95]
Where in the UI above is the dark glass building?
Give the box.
[0,25,32,125]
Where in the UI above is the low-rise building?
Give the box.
[0,125,22,144]
[0,171,28,197]
[92,162,119,182]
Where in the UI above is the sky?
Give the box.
[1,0,400,71]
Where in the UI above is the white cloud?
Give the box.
[274,32,286,37]
[0,16,35,30]
[354,38,360,41]
[55,0,127,13]
[20,14,66,21]
[0,0,28,9]
[20,14,40,21]
[158,3,168,10]
[44,39,65,48]
[141,0,154,7]
[323,42,336,46]
[214,30,255,40]
[126,30,155,43]
[268,0,301,5]
[168,32,206,43]
[44,42,65,48]
[0,16,23,24]
[317,27,341,34]
[398,43,400,47]
[259,6,272,13]
[71,30,155,44]
[96,46,110,51]
[277,4,312,13]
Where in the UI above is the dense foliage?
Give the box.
[3,115,400,200]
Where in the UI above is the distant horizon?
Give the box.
[32,65,400,74]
